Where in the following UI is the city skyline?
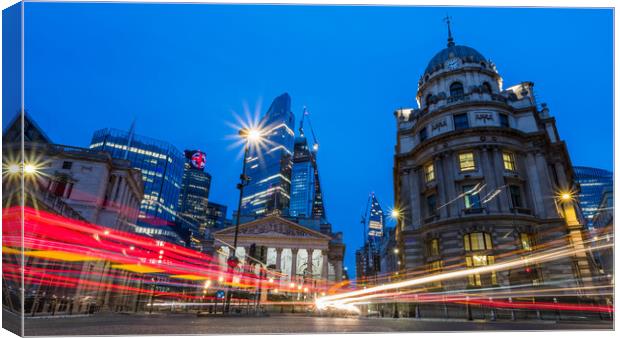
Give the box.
[5,3,613,274]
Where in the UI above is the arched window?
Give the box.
[482,82,492,94]
[449,82,464,97]
[425,94,433,106]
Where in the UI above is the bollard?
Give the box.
[489,298,496,321]
[466,296,473,321]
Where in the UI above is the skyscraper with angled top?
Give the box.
[240,93,295,216]
[289,108,326,220]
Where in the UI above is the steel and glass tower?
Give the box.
[240,93,295,216]
[573,166,613,228]
[177,150,212,250]
[367,193,384,241]
[89,128,184,242]
[289,117,326,220]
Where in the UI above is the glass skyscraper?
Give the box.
[289,126,326,220]
[89,128,184,242]
[240,93,295,216]
[573,166,613,228]
[177,150,211,250]
[367,193,384,241]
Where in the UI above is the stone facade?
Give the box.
[33,143,144,232]
[213,215,344,287]
[393,39,593,294]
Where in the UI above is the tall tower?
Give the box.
[90,128,185,244]
[393,23,592,294]
[176,150,212,251]
[240,93,295,216]
[290,108,326,220]
[367,193,385,242]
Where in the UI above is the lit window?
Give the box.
[427,238,440,256]
[465,255,497,286]
[463,232,493,252]
[503,152,516,171]
[424,163,435,182]
[458,152,476,171]
[427,260,443,287]
[520,233,534,251]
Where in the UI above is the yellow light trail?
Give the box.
[316,243,612,309]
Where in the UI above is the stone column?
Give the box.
[275,248,283,272]
[479,147,498,213]
[408,168,422,229]
[291,248,298,279]
[306,249,314,276]
[492,147,511,212]
[525,152,545,218]
[335,260,343,282]
[434,156,448,219]
[321,250,329,280]
[442,152,458,217]
[534,152,556,215]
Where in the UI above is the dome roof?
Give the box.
[424,44,487,75]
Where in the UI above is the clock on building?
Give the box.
[446,58,460,70]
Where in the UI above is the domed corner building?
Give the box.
[393,33,600,317]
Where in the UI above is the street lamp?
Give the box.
[225,127,263,314]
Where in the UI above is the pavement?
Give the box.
[13,311,613,336]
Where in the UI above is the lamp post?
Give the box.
[224,127,262,314]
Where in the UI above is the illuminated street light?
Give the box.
[561,192,572,201]
[225,125,265,314]
[7,163,20,174]
[390,208,400,219]
[393,248,399,254]
[24,163,37,174]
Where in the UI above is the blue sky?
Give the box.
[4,3,613,273]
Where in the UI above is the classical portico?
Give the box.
[212,215,342,282]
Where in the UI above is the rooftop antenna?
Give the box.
[444,15,455,47]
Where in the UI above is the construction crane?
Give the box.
[300,106,320,152]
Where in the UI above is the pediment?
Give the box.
[213,215,332,240]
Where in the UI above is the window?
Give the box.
[449,82,464,96]
[51,180,67,197]
[458,152,476,171]
[426,194,437,217]
[424,163,435,182]
[62,161,73,170]
[465,255,497,286]
[509,185,523,208]
[463,185,481,209]
[482,82,493,94]
[427,260,443,287]
[453,113,469,130]
[463,232,493,252]
[427,238,440,256]
[419,128,428,142]
[520,233,534,251]
[499,113,510,128]
[502,152,516,171]
[425,94,433,106]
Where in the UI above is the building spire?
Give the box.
[444,15,455,47]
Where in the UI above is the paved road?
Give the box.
[18,312,613,336]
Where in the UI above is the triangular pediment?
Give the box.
[212,215,332,240]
